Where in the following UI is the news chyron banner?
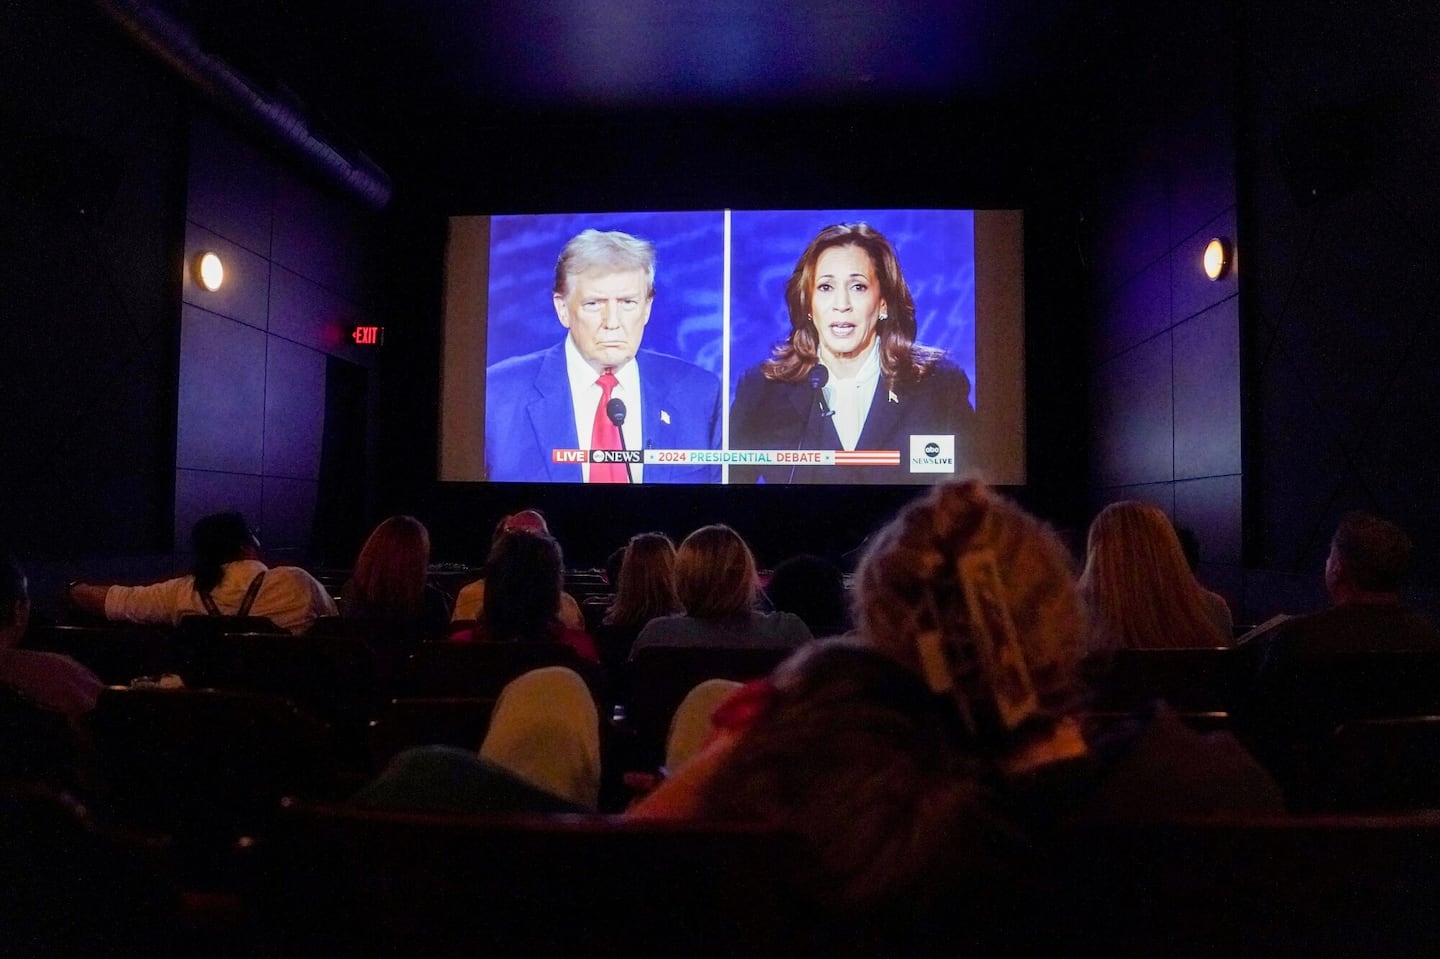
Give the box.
[551,448,904,468]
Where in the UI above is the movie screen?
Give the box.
[440,209,1024,486]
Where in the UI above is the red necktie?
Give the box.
[589,370,627,483]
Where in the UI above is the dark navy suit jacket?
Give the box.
[728,358,976,484]
[484,342,722,483]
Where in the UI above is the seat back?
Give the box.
[1064,813,1440,958]
[176,614,285,643]
[255,800,802,959]
[623,645,792,768]
[186,629,381,732]
[367,697,497,773]
[393,640,603,703]
[1086,647,1238,712]
[1308,715,1440,812]
[21,623,184,685]
[88,686,332,872]
[0,785,179,957]
[1259,649,1440,723]
[307,614,421,684]
[0,686,84,790]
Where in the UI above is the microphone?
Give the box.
[606,398,627,428]
[790,365,834,485]
[606,398,633,484]
[809,365,835,418]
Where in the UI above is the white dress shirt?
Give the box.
[821,341,881,451]
[564,336,644,482]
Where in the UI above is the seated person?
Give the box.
[629,525,811,658]
[0,551,101,723]
[631,481,1281,930]
[479,666,601,810]
[451,530,598,663]
[1078,501,1231,652]
[1242,512,1440,766]
[342,515,452,641]
[68,512,335,634]
[1257,511,1440,655]
[451,510,584,630]
[764,553,851,639]
[596,532,680,667]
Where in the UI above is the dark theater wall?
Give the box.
[1087,0,1440,623]
[178,112,383,562]
[1,2,386,596]
[1085,5,1244,613]
[1238,0,1440,619]
[0,2,186,561]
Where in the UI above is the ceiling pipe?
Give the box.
[94,0,393,210]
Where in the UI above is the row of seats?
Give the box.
[8,781,1440,959]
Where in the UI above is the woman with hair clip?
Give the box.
[729,222,976,484]
[631,480,1280,948]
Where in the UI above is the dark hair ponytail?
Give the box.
[190,512,253,595]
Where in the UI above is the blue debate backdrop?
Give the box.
[487,212,727,377]
[727,209,975,408]
[485,209,977,433]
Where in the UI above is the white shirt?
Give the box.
[564,336,644,483]
[104,559,338,634]
[822,341,881,451]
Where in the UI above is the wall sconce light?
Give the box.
[1203,237,1232,281]
[194,251,225,292]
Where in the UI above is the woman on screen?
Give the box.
[729,222,976,484]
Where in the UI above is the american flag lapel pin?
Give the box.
[888,390,899,404]
[660,409,671,424]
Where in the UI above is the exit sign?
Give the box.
[351,325,384,346]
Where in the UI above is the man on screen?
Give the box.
[485,229,721,483]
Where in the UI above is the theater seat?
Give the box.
[252,799,801,959]
[622,646,791,769]
[88,686,332,880]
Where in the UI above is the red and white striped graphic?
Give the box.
[834,450,901,466]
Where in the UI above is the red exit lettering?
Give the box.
[350,325,383,345]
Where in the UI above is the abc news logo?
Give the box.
[591,450,643,464]
[909,435,956,474]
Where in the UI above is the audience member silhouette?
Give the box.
[452,531,598,662]
[764,553,851,638]
[1242,512,1440,770]
[67,511,335,634]
[342,516,452,641]
[629,525,811,658]
[596,532,680,667]
[1078,501,1230,651]
[479,666,601,809]
[452,510,585,630]
[1,551,101,723]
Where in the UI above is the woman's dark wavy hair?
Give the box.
[483,531,564,643]
[762,222,944,388]
[191,512,255,595]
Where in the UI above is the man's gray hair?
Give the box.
[553,229,656,297]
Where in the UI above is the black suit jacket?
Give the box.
[728,358,976,484]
